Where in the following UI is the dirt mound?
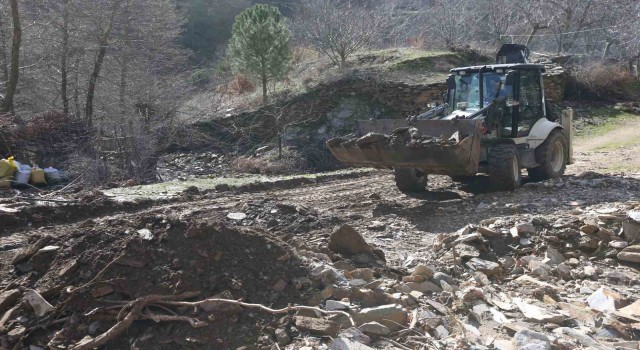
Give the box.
[1,214,310,349]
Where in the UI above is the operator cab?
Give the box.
[445,64,547,139]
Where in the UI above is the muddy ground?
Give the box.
[0,118,639,350]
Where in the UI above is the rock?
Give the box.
[583,265,597,279]
[513,329,551,350]
[398,281,442,293]
[556,263,572,280]
[617,245,640,263]
[515,222,536,235]
[411,264,434,278]
[460,286,484,303]
[617,299,640,318]
[326,300,350,311]
[478,226,500,237]
[623,220,640,241]
[275,328,290,346]
[358,321,391,336]
[528,259,553,280]
[0,289,20,313]
[544,247,565,265]
[554,327,616,350]
[579,236,600,250]
[586,287,622,313]
[329,225,372,255]
[58,259,79,278]
[11,235,52,265]
[137,228,153,240]
[90,286,114,298]
[295,316,340,337]
[339,327,371,345]
[7,325,26,342]
[227,212,247,220]
[272,279,288,292]
[610,240,629,249]
[580,224,599,235]
[456,244,480,258]
[24,289,53,317]
[432,272,457,286]
[354,304,407,330]
[567,258,579,267]
[88,321,101,335]
[330,338,374,350]
[346,268,374,282]
[466,258,501,276]
[435,325,449,339]
[514,298,567,324]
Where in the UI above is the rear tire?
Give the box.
[528,129,567,181]
[488,143,521,190]
[394,168,427,192]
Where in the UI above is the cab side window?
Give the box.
[518,70,543,136]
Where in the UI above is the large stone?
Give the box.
[514,298,567,324]
[466,258,501,276]
[622,221,640,242]
[411,265,434,278]
[329,225,372,255]
[354,304,407,330]
[398,281,442,294]
[587,287,622,313]
[617,245,640,263]
[295,316,340,337]
[617,299,640,318]
[11,235,52,265]
[544,247,565,265]
[513,329,551,350]
[330,338,374,350]
[0,289,20,313]
[358,321,391,336]
[24,289,53,317]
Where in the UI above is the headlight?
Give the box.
[457,102,469,109]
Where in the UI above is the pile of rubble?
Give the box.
[1,194,639,349]
[157,152,229,181]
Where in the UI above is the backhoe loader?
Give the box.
[326,44,573,191]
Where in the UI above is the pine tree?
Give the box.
[228,4,291,103]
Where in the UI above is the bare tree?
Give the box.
[295,0,391,67]
[425,0,476,49]
[0,0,21,113]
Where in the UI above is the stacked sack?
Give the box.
[0,157,18,188]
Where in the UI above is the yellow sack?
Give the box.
[0,157,18,178]
[0,175,12,189]
[30,167,47,185]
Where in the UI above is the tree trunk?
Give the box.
[261,71,267,104]
[85,0,121,127]
[0,0,21,113]
[0,17,9,84]
[61,0,70,115]
[119,0,131,117]
[73,56,81,116]
[525,27,539,47]
[602,41,614,59]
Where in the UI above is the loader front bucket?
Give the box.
[327,119,482,176]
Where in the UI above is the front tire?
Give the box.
[394,168,427,192]
[527,129,567,181]
[488,143,521,190]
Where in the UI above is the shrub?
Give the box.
[570,63,637,101]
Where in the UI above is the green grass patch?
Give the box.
[575,106,637,138]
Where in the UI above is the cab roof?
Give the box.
[450,63,545,73]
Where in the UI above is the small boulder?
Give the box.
[358,322,391,336]
[295,316,340,337]
[329,225,372,255]
[617,245,640,263]
[513,329,551,350]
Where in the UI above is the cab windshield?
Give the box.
[450,72,510,112]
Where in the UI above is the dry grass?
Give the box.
[571,62,637,101]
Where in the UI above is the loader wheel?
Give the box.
[488,143,521,190]
[394,168,427,192]
[528,129,567,181]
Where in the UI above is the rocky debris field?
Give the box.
[0,164,639,349]
[157,152,231,181]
